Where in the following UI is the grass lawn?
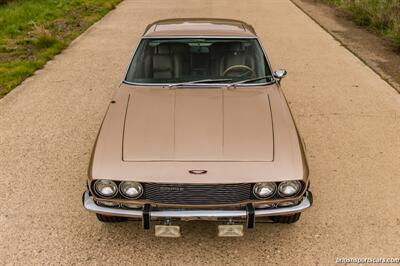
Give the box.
[0,0,121,97]
[322,0,400,49]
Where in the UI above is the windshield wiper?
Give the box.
[168,78,232,88]
[227,75,275,87]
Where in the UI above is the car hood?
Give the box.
[123,87,274,162]
[90,84,308,183]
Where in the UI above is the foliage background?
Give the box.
[0,0,121,97]
[322,0,400,48]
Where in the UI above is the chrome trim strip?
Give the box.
[121,81,275,87]
[83,191,312,219]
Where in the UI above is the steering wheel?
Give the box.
[222,65,255,78]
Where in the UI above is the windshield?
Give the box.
[124,38,273,85]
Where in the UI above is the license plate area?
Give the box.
[155,225,181,238]
[217,224,244,237]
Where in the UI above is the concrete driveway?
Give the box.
[1,0,399,265]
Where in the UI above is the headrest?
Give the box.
[210,42,227,51]
[155,44,170,55]
[171,43,189,53]
[230,43,244,52]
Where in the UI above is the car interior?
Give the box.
[126,39,268,82]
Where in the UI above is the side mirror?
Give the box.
[273,69,287,80]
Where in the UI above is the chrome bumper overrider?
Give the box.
[83,190,313,221]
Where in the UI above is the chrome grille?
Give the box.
[143,183,252,205]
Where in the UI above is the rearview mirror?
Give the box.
[273,69,287,80]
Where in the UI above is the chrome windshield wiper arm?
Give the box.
[168,78,232,88]
[226,75,275,87]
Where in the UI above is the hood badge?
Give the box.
[189,170,208,175]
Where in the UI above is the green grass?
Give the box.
[322,0,400,49]
[0,0,121,97]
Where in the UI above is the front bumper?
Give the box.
[83,190,313,227]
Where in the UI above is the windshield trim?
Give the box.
[122,80,276,87]
[122,36,277,86]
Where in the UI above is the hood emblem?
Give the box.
[189,170,208,175]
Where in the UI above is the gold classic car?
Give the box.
[83,18,313,237]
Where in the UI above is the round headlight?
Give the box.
[94,180,118,198]
[253,182,277,199]
[119,181,143,199]
[278,181,302,197]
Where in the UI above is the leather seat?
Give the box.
[210,43,228,76]
[152,45,174,79]
[171,44,190,78]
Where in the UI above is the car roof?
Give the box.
[143,18,257,37]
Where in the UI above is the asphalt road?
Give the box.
[1,0,399,265]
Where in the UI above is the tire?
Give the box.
[96,213,128,223]
[271,213,301,224]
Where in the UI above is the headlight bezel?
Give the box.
[119,181,143,199]
[252,182,277,199]
[277,180,302,198]
[93,179,119,198]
